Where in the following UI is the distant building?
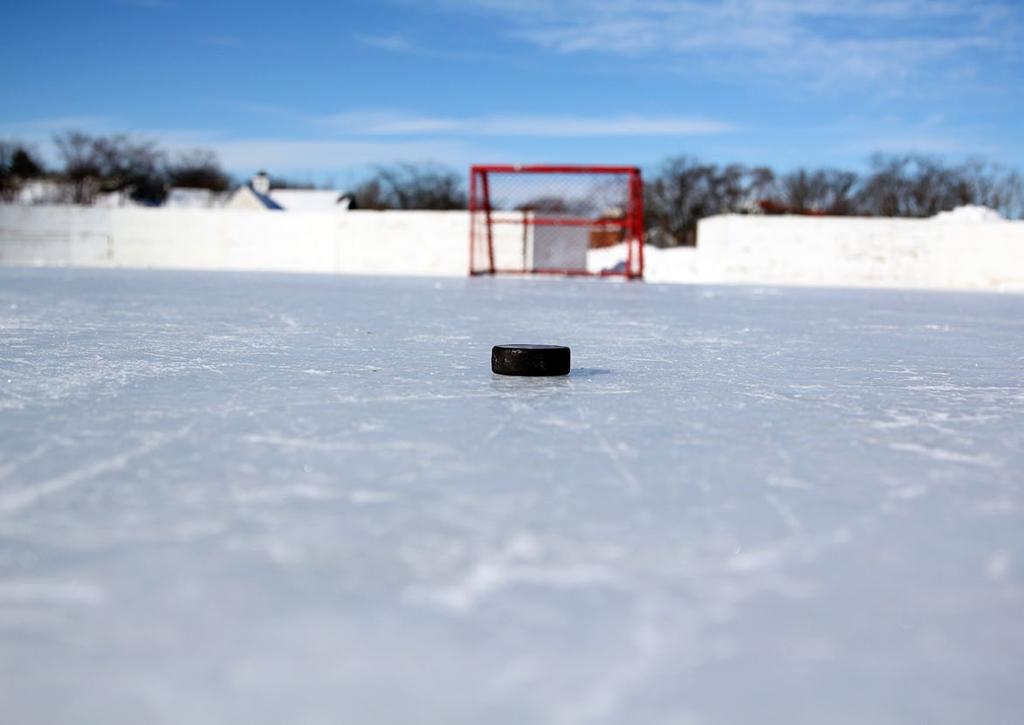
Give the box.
[223,171,353,211]
[11,180,140,207]
[93,190,142,208]
[14,179,66,205]
[164,188,231,209]
[224,172,283,210]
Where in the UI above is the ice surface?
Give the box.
[1,268,1022,725]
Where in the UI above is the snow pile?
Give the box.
[268,189,353,211]
[587,242,698,283]
[586,242,630,275]
[932,205,1003,222]
[164,188,230,209]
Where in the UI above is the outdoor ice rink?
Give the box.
[1,267,1022,725]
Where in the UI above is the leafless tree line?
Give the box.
[351,154,1023,246]
[0,142,45,201]
[4,133,1022,237]
[351,164,466,210]
[645,155,1024,246]
[1,132,231,205]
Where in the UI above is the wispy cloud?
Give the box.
[434,0,1019,85]
[0,115,112,144]
[0,116,224,146]
[0,115,488,173]
[200,138,482,172]
[350,31,546,67]
[849,135,997,155]
[0,116,184,166]
[316,111,734,137]
[354,33,416,52]
[806,110,1002,159]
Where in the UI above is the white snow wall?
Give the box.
[2,205,1024,290]
[696,215,1024,291]
[0,206,469,277]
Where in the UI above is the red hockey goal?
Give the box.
[469,165,644,279]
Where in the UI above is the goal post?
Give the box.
[469,165,645,280]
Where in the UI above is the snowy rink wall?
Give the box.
[0,205,469,277]
[696,214,1024,291]
[2,204,1024,290]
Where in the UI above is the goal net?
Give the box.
[469,165,644,279]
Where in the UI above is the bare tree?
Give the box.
[745,166,778,207]
[957,159,1024,219]
[29,134,1024,221]
[54,132,166,205]
[515,196,573,213]
[645,157,710,246]
[0,142,17,201]
[352,164,466,210]
[0,142,47,201]
[645,157,759,246]
[266,175,321,190]
[166,150,231,192]
[514,195,605,216]
[54,132,107,204]
[858,155,962,217]
[778,168,860,214]
[10,147,44,178]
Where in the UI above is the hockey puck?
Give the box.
[491,344,571,376]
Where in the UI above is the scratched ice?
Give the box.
[1,268,1022,725]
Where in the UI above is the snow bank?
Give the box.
[0,205,468,276]
[932,205,1003,222]
[587,242,698,283]
[4,205,1024,291]
[697,214,1024,291]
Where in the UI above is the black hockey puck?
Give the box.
[491,344,571,376]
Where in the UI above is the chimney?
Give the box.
[251,170,270,195]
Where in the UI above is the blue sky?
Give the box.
[2,0,1022,186]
